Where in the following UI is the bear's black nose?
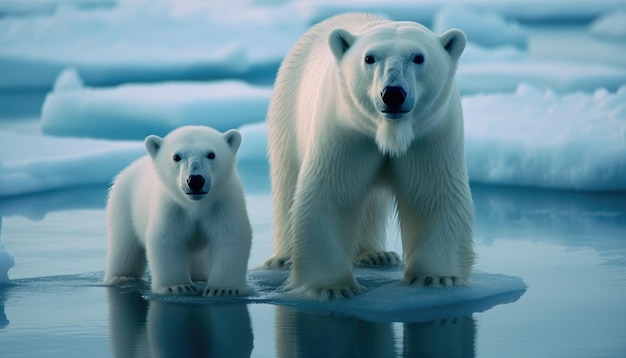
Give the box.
[187,175,205,193]
[381,86,407,107]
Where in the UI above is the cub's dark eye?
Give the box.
[173,154,181,162]
[413,54,424,64]
[364,55,375,64]
[207,152,216,160]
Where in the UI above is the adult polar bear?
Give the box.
[263,13,475,300]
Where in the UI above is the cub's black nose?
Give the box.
[381,86,406,107]
[187,175,205,192]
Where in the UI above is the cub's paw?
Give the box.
[156,284,199,296]
[356,251,401,267]
[262,256,292,270]
[403,274,469,288]
[203,287,245,297]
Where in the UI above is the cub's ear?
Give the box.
[223,129,242,154]
[145,135,163,159]
[440,28,466,61]
[329,28,356,62]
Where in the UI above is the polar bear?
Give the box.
[263,13,475,300]
[104,126,252,297]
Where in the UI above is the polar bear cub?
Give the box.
[104,125,252,296]
[263,13,475,300]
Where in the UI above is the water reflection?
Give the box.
[472,185,626,262]
[0,288,8,328]
[107,288,254,358]
[403,317,475,357]
[274,306,476,358]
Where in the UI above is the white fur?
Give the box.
[104,125,252,297]
[263,13,475,300]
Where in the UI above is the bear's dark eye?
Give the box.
[364,55,375,64]
[173,154,181,162]
[207,152,216,160]
[413,54,425,64]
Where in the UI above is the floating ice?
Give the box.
[589,10,626,40]
[148,267,527,323]
[0,131,144,197]
[2,0,624,92]
[0,0,306,91]
[41,73,272,139]
[3,84,626,196]
[433,6,527,49]
[464,84,626,191]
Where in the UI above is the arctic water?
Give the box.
[1,173,625,357]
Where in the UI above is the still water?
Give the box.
[0,172,625,357]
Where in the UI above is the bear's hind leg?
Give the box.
[355,189,401,267]
[263,156,299,270]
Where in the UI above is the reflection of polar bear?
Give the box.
[106,288,253,357]
[104,126,252,296]
[263,13,475,300]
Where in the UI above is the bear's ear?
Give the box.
[145,135,163,159]
[223,129,242,154]
[439,29,466,61]
[328,28,356,62]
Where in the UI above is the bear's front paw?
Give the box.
[262,256,292,270]
[156,284,199,296]
[403,274,469,288]
[202,287,245,297]
[291,283,365,301]
[356,251,401,267]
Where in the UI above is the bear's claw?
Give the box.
[405,275,467,287]
[203,287,240,297]
[356,251,401,267]
[158,284,198,296]
[291,283,364,301]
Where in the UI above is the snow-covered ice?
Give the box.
[0,0,307,90]
[589,10,626,40]
[0,131,144,197]
[2,0,625,92]
[464,85,626,191]
[433,6,527,49]
[42,70,272,139]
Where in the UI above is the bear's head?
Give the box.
[328,21,466,156]
[144,126,241,203]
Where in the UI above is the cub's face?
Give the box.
[145,127,241,202]
[329,22,466,155]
